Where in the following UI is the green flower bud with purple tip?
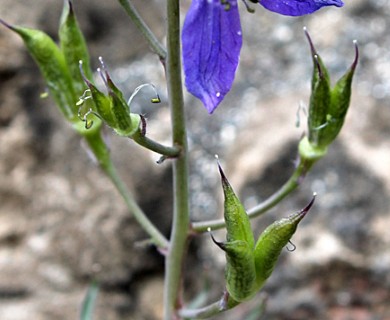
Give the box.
[0,1,112,168]
[299,29,359,161]
[253,197,315,288]
[0,0,101,133]
[0,19,77,121]
[327,44,359,143]
[212,161,256,301]
[213,161,315,302]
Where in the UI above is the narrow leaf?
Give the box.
[80,282,99,320]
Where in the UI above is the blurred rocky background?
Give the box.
[0,0,389,319]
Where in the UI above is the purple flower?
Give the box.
[182,0,242,114]
[259,0,344,16]
[182,0,344,114]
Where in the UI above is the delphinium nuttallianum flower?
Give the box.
[182,0,344,114]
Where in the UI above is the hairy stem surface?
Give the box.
[163,0,189,319]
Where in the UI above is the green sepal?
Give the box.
[59,0,93,96]
[253,195,315,289]
[82,78,116,128]
[109,90,134,135]
[104,70,127,102]
[94,64,140,137]
[1,21,76,121]
[79,61,141,137]
[112,111,141,137]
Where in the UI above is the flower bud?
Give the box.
[300,29,358,160]
[213,161,315,302]
[215,161,256,302]
[0,19,77,121]
[218,161,254,247]
[253,194,315,288]
[59,0,93,95]
[1,3,110,169]
[326,41,359,144]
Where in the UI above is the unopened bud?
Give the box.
[303,29,358,155]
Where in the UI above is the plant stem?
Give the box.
[84,130,169,249]
[179,292,267,319]
[163,0,189,318]
[117,0,167,61]
[103,158,170,248]
[191,157,316,233]
[179,295,239,319]
[132,129,180,158]
[179,300,224,319]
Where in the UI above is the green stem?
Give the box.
[191,157,316,233]
[163,0,189,318]
[84,129,169,249]
[178,294,239,319]
[179,300,224,319]
[103,157,170,248]
[179,292,266,319]
[132,128,180,158]
[117,0,167,61]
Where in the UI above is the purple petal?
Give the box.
[182,0,242,113]
[259,0,344,16]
